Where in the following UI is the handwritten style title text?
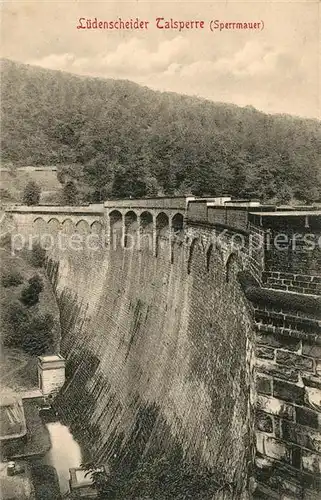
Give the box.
[76,18,265,32]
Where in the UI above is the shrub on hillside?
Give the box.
[5,301,28,347]
[20,274,43,307]
[1,270,24,288]
[28,274,43,294]
[22,180,41,205]
[30,243,46,268]
[21,313,54,355]
[5,301,54,355]
[85,448,223,499]
[61,180,78,205]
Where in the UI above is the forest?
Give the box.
[1,58,321,204]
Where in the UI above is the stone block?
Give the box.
[305,386,321,412]
[256,411,273,433]
[281,421,321,453]
[302,450,321,475]
[302,343,321,360]
[257,332,301,351]
[257,375,273,395]
[264,436,291,462]
[256,432,265,455]
[256,346,275,360]
[273,380,305,405]
[295,407,321,430]
[256,395,295,420]
[276,351,314,372]
[258,362,299,383]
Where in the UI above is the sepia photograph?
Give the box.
[0,0,320,498]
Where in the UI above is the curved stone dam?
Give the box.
[6,197,321,499]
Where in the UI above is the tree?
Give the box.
[30,243,46,268]
[21,313,54,355]
[20,274,43,306]
[1,270,23,287]
[22,180,41,205]
[62,180,78,205]
[5,301,28,347]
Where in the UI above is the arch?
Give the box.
[156,212,169,257]
[171,213,184,233]
[226,252,239,283]
[124,211,138,249]
[61,218,75,234]
[91,221,103,234]
[140,211,153,252]
[124,211,138,228]
[156,212,169,236]
[48,218,60,232]
[109,210,122,227]
[187,237,198,275]
[109,210,123,248]
[76,219,90,234]
[33,217,46,232]
[140,211,153,230]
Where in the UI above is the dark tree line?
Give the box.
[2,59,321,204]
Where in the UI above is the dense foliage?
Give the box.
[2,59,321,203]
[29,243,46,268]
[22,180,41,205]
[20,274,43,306]
[1,270,24,288]
[61,180,78,205]
[6,301,54,355]
[84,451,223,499]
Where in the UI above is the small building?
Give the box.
[0,392,27,460]
[37,355,66,397]
[0,392,27,443]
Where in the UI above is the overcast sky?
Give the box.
[1,0,320,119]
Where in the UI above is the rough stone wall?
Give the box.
[251,225,321,500]
[44,225,255,498]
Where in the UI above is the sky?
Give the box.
[1,0,320,119]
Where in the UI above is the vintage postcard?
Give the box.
[0,1,320,499]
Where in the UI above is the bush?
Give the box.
[20,286,39,306]
[5,301,54,355]
[20,274,43,307]
[22,180,41,205]
[85,449,223,500]
[62,180,78,205]
[30,244,46,268]
[21,313,54,355]
[1,270,24,288]
[28,274,43,294]
[5,301,28,347]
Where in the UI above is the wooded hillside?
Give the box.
[1,59,321,203]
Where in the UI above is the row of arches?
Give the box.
[187,237,240,282]
[33,217,103,234]
[109,210,184,232]
[32,215,240,275]
[109,210,184,250]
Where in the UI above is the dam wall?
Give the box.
[5,198,321,499]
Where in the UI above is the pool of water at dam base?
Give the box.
[41,421,83,496]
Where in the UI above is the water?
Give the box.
[42,421,83,495]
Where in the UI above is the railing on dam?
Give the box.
[187,200,321,233]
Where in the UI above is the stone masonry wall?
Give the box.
[250,222,321,499]
[44,224,256,499]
